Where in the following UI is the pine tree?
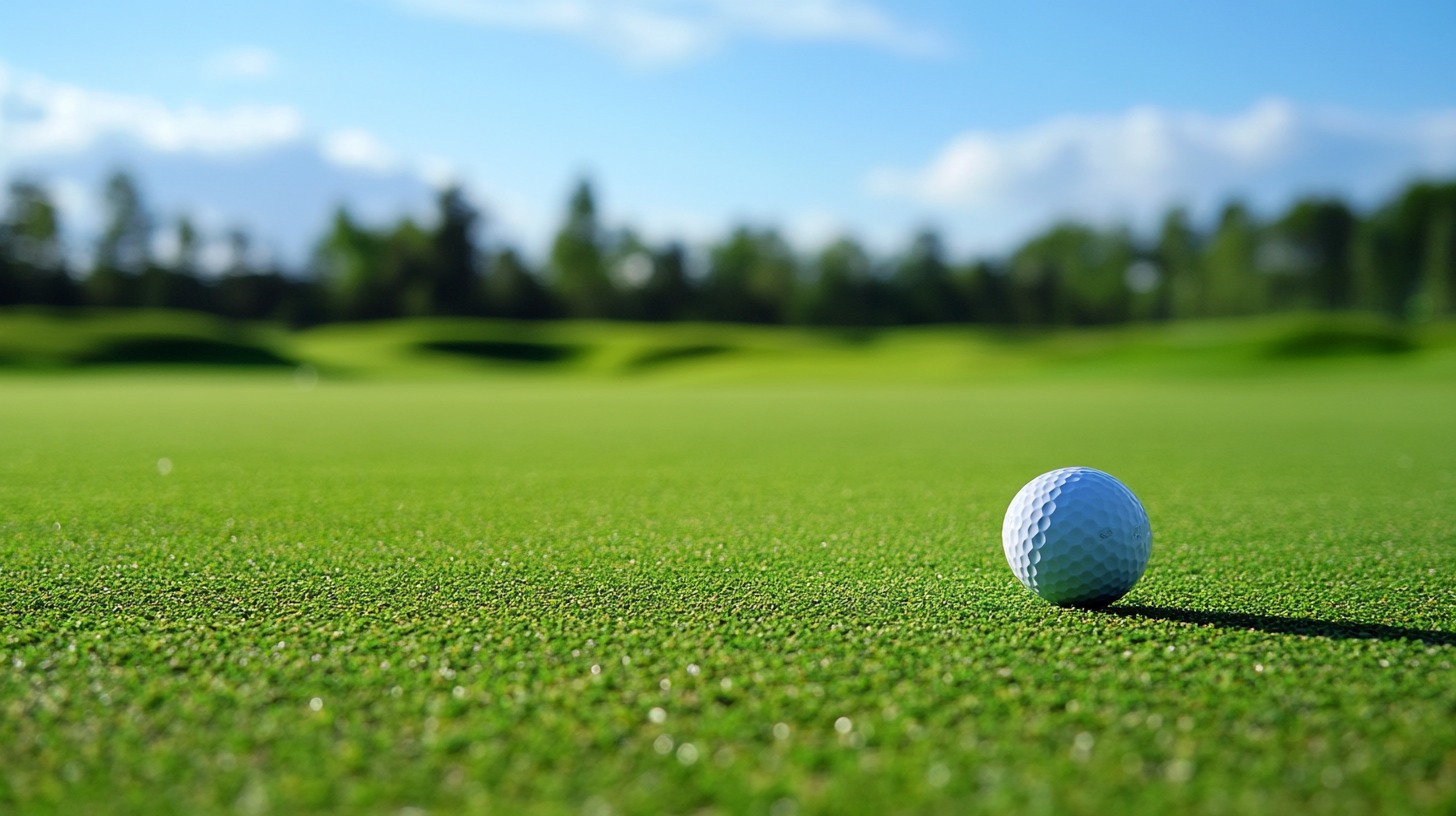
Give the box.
[549,179,613,318]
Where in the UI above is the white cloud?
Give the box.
[321,128,398,173]
[391,0,944,67]
[0,62,449,262]
[205,46,280,80]
[869,98,1456,251]
[870,99,1299,212]
[0,63,304,160]
[0,61,420,180]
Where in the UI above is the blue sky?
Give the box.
[2,0,1455,264]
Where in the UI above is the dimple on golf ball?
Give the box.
[1002,467,1151,608]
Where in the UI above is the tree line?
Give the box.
[1,170,1453,327]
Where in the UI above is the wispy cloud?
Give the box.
[391,0,945,67]
[0,62,304,158]
[868,98,1456,249]
[0,62,440,261]
[204,46,281,81]
[0,61,429,181]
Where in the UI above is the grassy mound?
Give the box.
[2,308,1454,383]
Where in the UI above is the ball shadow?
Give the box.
[1102,604,1456,647]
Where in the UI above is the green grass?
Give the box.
[1,315,1454,814]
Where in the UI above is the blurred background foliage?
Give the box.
[1,170,1454,330]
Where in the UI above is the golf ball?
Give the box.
[1002,467,1151,608]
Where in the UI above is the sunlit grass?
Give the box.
[0,317,1453,813]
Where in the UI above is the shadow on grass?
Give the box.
[1263,324,1416,358]
[78,336,294,367]
[625,343,734,370]
[419,339,582,364]
[1104,605,1456,647]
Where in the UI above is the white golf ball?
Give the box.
[1002,467,1152,608]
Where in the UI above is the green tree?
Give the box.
[1202,202,1263,316]
[313,208,391,320]
[89,170,152,307]
[311,214,436,319]
[1011,222,1136,325]
[603,228,664,321]
[1404,182,1456,320]
[1265,198,1357,312]
[1,180,75,306]
[383,218,436,317]
[959,259,1013,324]
[0,209,14,306]
[640,241,695,322]
[1155,207,1202,319]
[1008,229,1068,326]
[893,229,963,323]
[802,236,884,326]
[173,217,201,279]
[484,247,555,319]
[142,216,211,311]
[1420,204,1456,320]
[1354,181,1456,319]
[704,226,798,324]
[430,186,482,315]
[215,227,270,319]
[549,179,613,318]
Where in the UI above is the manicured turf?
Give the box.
[1,323,1454,814]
